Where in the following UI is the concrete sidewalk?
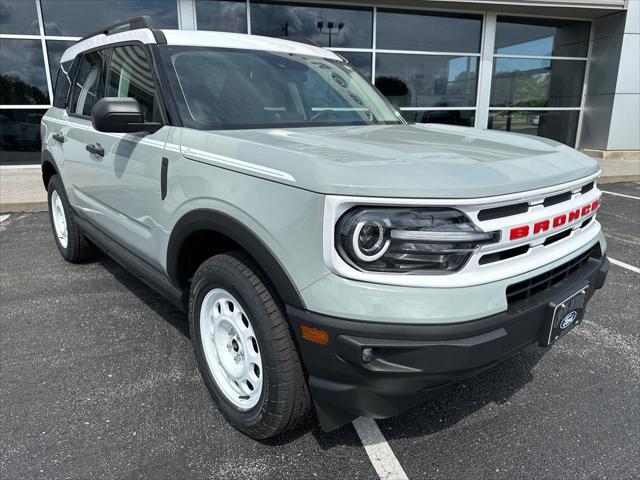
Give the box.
[1,155,639,213]
[0,167,47,214]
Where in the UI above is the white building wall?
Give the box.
[607,0,640,150]
[581,0,640,152]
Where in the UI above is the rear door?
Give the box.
[62,49,106,207]
[79,43,169,267]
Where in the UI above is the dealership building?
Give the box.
[0,0,638,168]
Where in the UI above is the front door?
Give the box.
[78,44,169,268]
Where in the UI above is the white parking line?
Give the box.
[352,417,409,480]
[0,214,10,223]
[609,257,640,274]
[600,190,640,200]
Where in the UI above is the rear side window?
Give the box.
[53,59,75,108]
[105,45,157,122]
[69,51,104,116]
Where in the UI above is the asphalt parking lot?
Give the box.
[1,182,638,480]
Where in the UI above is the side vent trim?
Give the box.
[161,157,168,200]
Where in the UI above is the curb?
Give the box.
[0,202,48,214]
[598,175,640,184]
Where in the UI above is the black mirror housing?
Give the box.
[91,97,162,133]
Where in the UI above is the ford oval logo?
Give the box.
[560,311,578,330]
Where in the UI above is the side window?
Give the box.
[105,45,157,122]
[53,59,75,108]
[69,51,104,116]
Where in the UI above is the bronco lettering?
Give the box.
[509,198,601,241]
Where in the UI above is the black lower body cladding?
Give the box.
[287,254,609,432]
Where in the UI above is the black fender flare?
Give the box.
[166,209,306,309]
[41,149,60,189]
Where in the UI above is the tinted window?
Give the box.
[41,0,178,36]
[490,58,585,108]
[105,45,157,122]
[403,110,475,127]
[376,54,478,108]
[377,10,482,53]
[69,51,104,116]
[495,17,590,57]
[0,109,44,165]
[161,46,400,130]
[46,40,75,86]
[250,2,372,48]
[0,39,50,105]
[196,0,247,33]
[489,110,579,146]
[53,60,75,108]
[0,0,39,34]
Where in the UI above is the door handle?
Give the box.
[86,143,104,156]
[52,132,65,143]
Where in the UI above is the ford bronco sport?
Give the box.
[41,17,609,440]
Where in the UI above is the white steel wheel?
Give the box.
[51,190,68,249]
[199,288,263,410]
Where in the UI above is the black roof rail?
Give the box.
[78,15,166,44]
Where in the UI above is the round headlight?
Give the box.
[335,207,499,273]
[352,219,390,261]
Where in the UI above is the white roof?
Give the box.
[61,28,342,63]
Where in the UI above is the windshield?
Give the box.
[159,46,404,130]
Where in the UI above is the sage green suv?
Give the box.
[41,17,609,440]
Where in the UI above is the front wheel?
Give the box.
[188,252,311,439]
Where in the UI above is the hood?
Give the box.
[179,123,599,199]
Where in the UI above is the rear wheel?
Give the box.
[47,175,94,262]
[189,251,311,439]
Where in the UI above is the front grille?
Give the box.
[581,182,594,194]
[543,191,572,207]
[506,244,601,305]
[475,180,595,222]
[543,228,572,246]
[479,245,529,265]
[478,202,529,221]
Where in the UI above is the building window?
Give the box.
[488,110,580,146]
[0,109,44,165]
[376,10,482,53]
[196,0,247,33]
[494,16,590,58]
[250,2,373,49]
[40,0,178,36]
[402,110,475,127]
[0,0,39,35]
[375,10,482,125]
[491,58,585,108]
[376,54,478,108]
[0,39,50,105]
[489,16,589,146]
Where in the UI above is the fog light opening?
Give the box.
[361,347,374,363]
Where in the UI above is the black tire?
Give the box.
[189,251,311,439]
[47,175,95,263]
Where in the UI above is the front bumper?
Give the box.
[287,251,609,432]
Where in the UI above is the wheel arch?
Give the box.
[41,149,60,189]
[167,209,306,310]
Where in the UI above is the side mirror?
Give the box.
[91,97,162,134]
